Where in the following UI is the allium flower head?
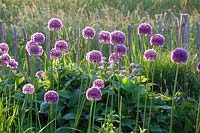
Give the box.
[137,23,152,36]
[82,26,96,39]
[35,70,45,79]
[171,48,188,64]
[144,49,157,61]
[44,91,59,104]
[48,18,62,31]
[28,45,43,56]
[26,40,39,52]
[93,79,104,89]
[150,34,165,47]
[110,30,126,45]
[55,40,69,52]
[86,87,102,101]
[197,63,200,72]
[0,43,9,54]
[1,54,11,63]
[22,84,35,94]
[31,32,45,44]
[98,31,110,44]
[86,50,102,63]
[50,48,63,59]
[114,44,127,56]
[108,53,120,64]
[7,59,18,69]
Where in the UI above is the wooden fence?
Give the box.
[0,14,200,73]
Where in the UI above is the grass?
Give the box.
[0,0,200,132]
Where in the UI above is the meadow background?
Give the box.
[0,0,200,133]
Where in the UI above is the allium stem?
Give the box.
[170,64,179,133]
[88,101,94,133]
[147,62,155,133]
[92,101,97,133]
[135,84,140,133]
[143,62,150,129]
[196,98,200,133]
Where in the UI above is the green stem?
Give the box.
[196,98,200,133]
[88,101,94,133]
[169,64,179,133]
[135,85,140,133]
[92,101,96,133]
[147,62,155,133]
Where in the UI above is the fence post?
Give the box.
[22,27,31,76]
[181,14,190,50]
[0,21,6,43]
[196,19,200,53]
[158,19,162,34]
[97,24,102,52]
[128,25,133,63]
[76,28,81,64]
[108,26,112,55]
[167,21,172,51]
[13,25,19,62]
[175,17,180,47]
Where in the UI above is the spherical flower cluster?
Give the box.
[144,49,157,61]
[82,26,96,39]
[171,48,188,64]
[86,50,102,63]
[31,32,45,44]
[44,91,59,104]
[25,40,38,51]
[150,34,165,47]
[7,59,18,69]
[137,23,152,36]
[1,54,11,63]
[22,84,35,94]
[35,70,45,79]
[48,18,62,31]
[55,40,69,52]
[98,31,110,44]
[86,87,102,101]
[0,43,9,54]
[110,30,126,45]
[50,48,63,59]
[197,63,200,72]
[92,79,104,89]
[114,44,127,56]
[28,45,43,56]
[108,53,120,64]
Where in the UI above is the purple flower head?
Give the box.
[0,43,9,54]
[31,32,45,44]
[144,49,157,61]
[22,84,35,95]
[28,45,43,56]
[26,40,39,52]
[108,53,120,64]
[86,87,102,101]
[44,91,59,104]
[197,63,200,72]
[171,48,188,63]
[137,23,152,36]
[150,34,165,47]
[110,30,126,45]
[35,70,45,79]
[86,50,102,63]
[2,54,11,63]
[50,48,63,60]
[98,31,111,44]
[7,59,18,69]
[48,18,62,31]
[82,26,96,39]
[55,40,69,52]
[93,79,104,89]
[114,44,127,56]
